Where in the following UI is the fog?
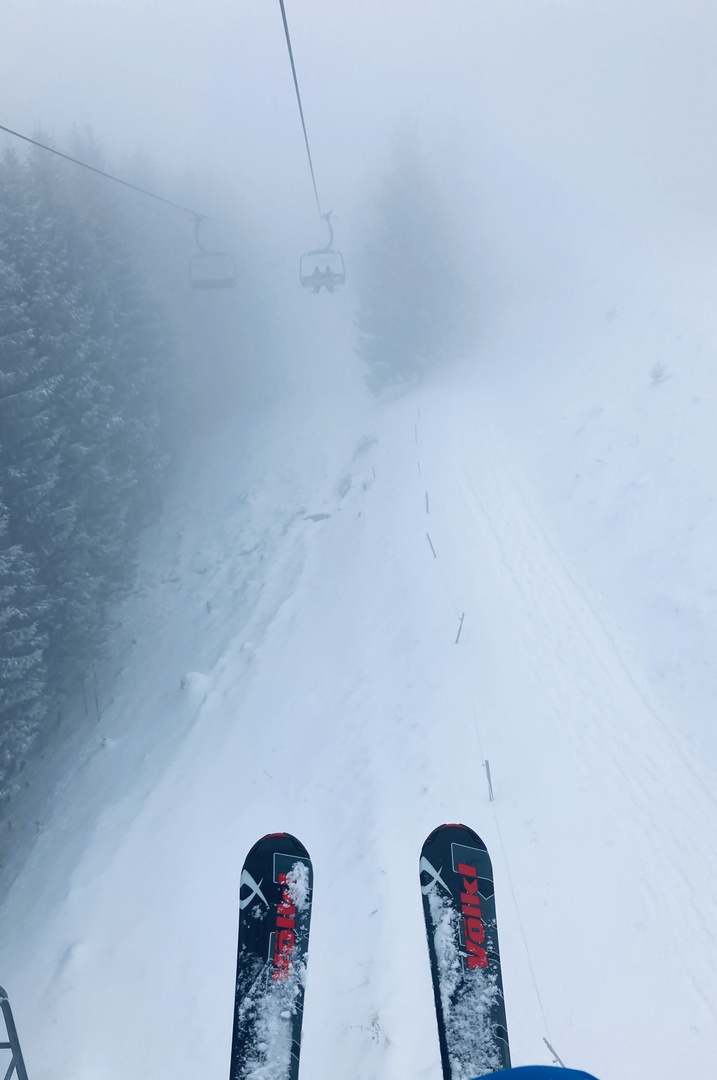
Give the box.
[6,0,717,287]
[5,7,717,1078]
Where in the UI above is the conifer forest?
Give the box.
[0,141,177,799]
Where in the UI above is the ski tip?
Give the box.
[249,832,311,858]
[423,823,488,850]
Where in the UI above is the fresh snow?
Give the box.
[2,245,717,1080]
[425,882,503,1077]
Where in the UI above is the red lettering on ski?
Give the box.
[466,940,489,968]
[465,916,485,943]
[458,862,488,969]
[272,872,297,981]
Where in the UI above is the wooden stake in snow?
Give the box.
[426,533,437,559]
[543,1038,566,1068]
[92,661,101,722]
[483,759,494,801]
[425,491,429,514]
[455,612,465,644]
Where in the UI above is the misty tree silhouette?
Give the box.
[356,131,468,393]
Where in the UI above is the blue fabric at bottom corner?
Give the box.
[474,1067,600,1080]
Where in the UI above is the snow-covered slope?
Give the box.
[2,253,717,1080]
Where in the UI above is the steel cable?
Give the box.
[277,0,323,217]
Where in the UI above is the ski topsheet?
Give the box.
[229,833,313,1080]
[420,824,511,1078]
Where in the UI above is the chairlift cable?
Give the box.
[277,0,323,218]
[0,122,206,220]
[0,121,237,289]
[275,3,344,292]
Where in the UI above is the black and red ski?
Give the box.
[229,833,313,1080]
[420,824,511,1078]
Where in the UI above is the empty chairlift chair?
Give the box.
[190,215,237,290]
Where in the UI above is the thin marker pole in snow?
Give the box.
[417,405,421,420]
[92,661,101,722]
[483,759,494,801]
[417,461,422,476]
[425,491,429,514]
[543,1038,566,1068]
[454,612,465,644]
[426,533,437,558]
[372,466,376,479]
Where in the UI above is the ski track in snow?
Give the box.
[2,354,717,1080]
[415,384,717,1075]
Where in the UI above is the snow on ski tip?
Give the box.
[230,834,313,1080]
[421,824,510,1078]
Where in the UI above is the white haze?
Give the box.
[3,0,716,365]
[6,1,717,248]
[6,0,717,425]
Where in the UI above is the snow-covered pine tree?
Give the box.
[20,140,169,693]
[0,136,172,778]
[356,131,469,393]
[0,497,47,801]
[0,150,64,545]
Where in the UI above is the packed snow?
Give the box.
[2,229,717,1080]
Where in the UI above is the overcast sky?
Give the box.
[4,0,717,267]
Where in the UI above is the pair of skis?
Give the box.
[229,824,510,1080]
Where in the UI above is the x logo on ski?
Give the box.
[239,868,269,910]
[420,855,450,895]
